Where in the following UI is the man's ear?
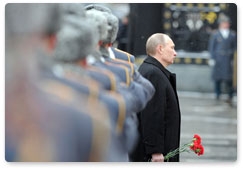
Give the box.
[159,45,164,53]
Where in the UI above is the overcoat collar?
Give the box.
[144,55,177,92]
[144,55,172,79]
[144,55,180,108]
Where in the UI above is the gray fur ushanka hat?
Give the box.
[54,4,99,62]
[85,9,110,41]
[84,4,119,44]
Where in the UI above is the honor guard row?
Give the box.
[5,3,155,162]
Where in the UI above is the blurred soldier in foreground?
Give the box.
[53,6,133,161]
[5,3,112,161]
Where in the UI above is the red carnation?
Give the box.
[193,134,201,144]
[194,144,204,156]
[164,134,204,161]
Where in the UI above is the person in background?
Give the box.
[131,33,181,162]
[208,13,237,105]
[116,14,129,51]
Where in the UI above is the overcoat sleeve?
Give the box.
[140,68,167,155]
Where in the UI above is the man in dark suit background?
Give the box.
[130,33,181,162]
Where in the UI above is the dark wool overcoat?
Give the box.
[208,30,237,81]
[130,56,181,162]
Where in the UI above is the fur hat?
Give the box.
[84,4,112,13]
[60,3,86,17]
[217,13,230,24]
[85,9,110,41]
[5,4,61,35]
[85,4,119,43]
[54,16,98,62]
[102,12,119,43]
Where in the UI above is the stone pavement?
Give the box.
[177,91,237,162]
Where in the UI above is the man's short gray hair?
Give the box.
[146,33,169,56]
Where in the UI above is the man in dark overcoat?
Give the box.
[208,13,237,104]
[130,33,181,162]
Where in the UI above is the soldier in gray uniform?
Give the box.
[85,4,135,63]
[84,6,156,158]
[5,3,113,162]
[53,5,141,161]
[84,4,156,115]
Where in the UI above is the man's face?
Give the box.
[220,21,230,30]
[161,39,177,66]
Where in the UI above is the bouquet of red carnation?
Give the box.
[164,134,204,161]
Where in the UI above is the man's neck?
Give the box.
[152,54,168,68]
